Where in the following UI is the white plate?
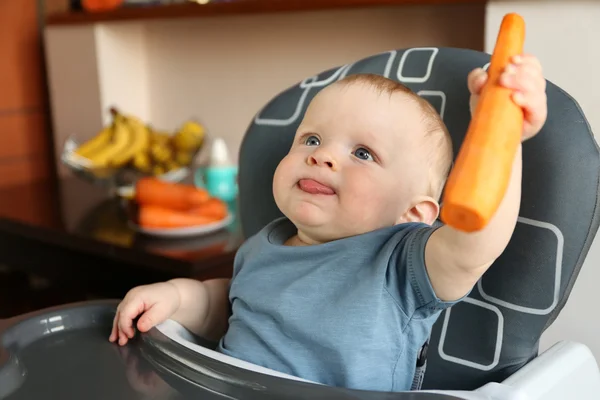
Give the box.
[130,213,233,238]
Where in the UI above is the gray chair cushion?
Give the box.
[237,47,600,390]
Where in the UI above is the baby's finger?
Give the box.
[117,327,127,346]
[499,63,544,94]
[136,303,170,332]
[513,54,543,73]
[118,300,145,340]
[109,311,120,342]
[515,91,547,128]
[116,316,133,343]
[467,68,488,95]
[117,321,129,345]
[517,62,546,92]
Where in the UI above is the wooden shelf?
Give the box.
[46,0,487,26]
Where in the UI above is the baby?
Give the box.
[110,54,547,392]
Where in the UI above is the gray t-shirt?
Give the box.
[217,217,459,392]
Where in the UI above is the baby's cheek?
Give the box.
[273,157,295,202]
[274,155,296,183]
[343,175,392,226]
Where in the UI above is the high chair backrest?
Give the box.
[236,47,600,390]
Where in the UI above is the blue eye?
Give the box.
[354,147,373,161]
[304,135,320,146]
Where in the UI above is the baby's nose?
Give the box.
[307,151,337,171]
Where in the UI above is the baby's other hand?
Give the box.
[468,54,547,141]
[109,282,181,346]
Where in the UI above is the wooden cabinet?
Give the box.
[0,1,53,187]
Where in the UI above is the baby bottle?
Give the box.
[194,137,238,202]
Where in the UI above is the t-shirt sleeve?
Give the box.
[385,223,466,318]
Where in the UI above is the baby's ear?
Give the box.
[398,197,439,226]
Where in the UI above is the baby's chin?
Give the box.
[295,224,378,245]
[282,208,335,239]
[279,197,397,242]
[289,211,400,243]
[286,209,329,232]
[287,213,380,244]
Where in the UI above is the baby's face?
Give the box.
[273,82,433,244]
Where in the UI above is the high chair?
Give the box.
[1,46,599,400]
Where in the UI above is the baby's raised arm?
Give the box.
[110,278,230,345]
[424,54,547,302]
[425,148,522,301]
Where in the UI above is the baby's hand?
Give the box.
[109,282,181,346]
[468,54,547,141]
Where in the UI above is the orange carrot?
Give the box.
[440,13,526,232]
[138,205,220,229]
[135,178,209,211]
[188,198,228,220]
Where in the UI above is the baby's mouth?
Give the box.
[297,179,336,195]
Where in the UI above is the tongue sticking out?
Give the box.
[298,179,335,195]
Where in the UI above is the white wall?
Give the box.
[44,4,484,176]
[143,5,484,161]
[487,1,600,359]
[44,23,152,176]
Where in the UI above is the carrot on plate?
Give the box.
[138,205,221,229]
[135,177,209,211]
[188,198,228,220]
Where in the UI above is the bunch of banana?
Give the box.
[71,109,205,177]
[132,120,205,176]
[172,120,205,152]
[73,109,150,170]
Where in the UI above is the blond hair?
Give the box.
[334,73,453,200]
